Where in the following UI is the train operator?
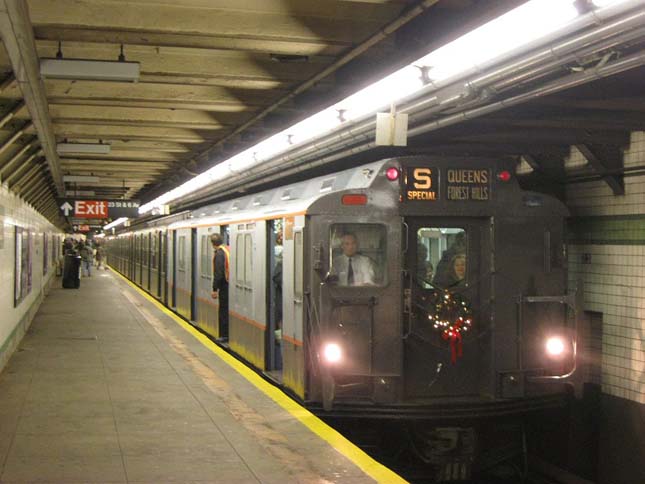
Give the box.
[332,233,376,286]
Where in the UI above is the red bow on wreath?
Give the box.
[441,317,467,364]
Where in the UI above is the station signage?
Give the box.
[404,167,438,201]
[59,199,140,219]
[445,169,490,201]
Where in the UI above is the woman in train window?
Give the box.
[432,231,467,289]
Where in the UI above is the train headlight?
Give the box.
[545,336,566,358]
[322,342,342,364]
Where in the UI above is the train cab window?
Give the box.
[416,228,467,290]
[329,224,386,286]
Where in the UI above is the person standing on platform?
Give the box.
[79,241,93,277]
[210,233,230,341]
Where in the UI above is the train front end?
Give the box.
[306,157,577,418]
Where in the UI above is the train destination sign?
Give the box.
[405,167,438,201]
[445,168,490,201]
[58,199,140,219]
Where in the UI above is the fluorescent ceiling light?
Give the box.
[104,217,128,230]
[138,0,630,215]
[65,190,96,196]
[63,175,100,184]
[41,58,140,82]
[57,143,111,155]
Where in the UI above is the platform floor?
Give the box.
[0,269,394,483]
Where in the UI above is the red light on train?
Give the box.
[385,167,400,181]
[497,170,512,182]
[342,194,367,205]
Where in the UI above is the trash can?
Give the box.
[62,255,81,289]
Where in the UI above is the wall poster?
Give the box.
[43,233,49,275]
[0,205,5,250]
[14,226,33,307]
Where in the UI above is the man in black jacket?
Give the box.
[210,234,230,340]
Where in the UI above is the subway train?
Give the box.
[106,156,579,475]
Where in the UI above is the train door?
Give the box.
[175,228,191,320]
[190,228,197,321]
[160,230,168,305]
[403,217,490,399]
[219,225,229,338]
[142,233,150,291]
[150,231,159,298]
[171,230,177,309]
[266,219,283,374]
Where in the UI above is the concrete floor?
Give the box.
[0,269,379,483]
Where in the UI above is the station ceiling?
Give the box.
[0,0,643,229]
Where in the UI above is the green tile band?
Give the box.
[567,215,645,245]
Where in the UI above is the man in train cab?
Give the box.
[210,233,230,341]
[332,232,376,286]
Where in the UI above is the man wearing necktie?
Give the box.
[332,233,376,286]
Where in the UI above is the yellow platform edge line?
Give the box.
[109,267,408,484]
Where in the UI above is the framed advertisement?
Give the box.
[14,226,32,307]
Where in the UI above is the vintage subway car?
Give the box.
[106,156,577,420]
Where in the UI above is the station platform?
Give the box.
[0,268,404,483]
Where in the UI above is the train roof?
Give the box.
[166,159,389,229]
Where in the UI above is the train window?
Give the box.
[178,236,186,270]
[294,231,303,298]
[235,234,244,282]
[329,224,386,286]
[416,228,467,289]
[244,234,253,285]
[200,235,210,277]
[151,235,157,269]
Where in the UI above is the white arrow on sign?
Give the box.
[60,202,73,216]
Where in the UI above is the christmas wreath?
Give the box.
[426,290,473,363]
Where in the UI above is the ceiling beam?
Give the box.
[0,0,64,195]
[575,143,625,195]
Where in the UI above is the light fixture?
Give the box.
[57,143,111,155]
[41,42,140,83]
[104,217,128,230]
[139,0,633,215]
[65,190,95,196]
[63,175,101,183]
[41,58,140,82]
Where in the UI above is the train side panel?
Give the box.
[281,214,306,398]
[175,228,193,318]
[195,226,219,337]
[229,220,266,369]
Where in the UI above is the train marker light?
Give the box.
[545,336,566,357]
[385,167,400,181]
[497,170,512,182]
[341,194,367,205]
[322,343,342,364]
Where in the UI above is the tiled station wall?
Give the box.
[565,131,645,405]
[564,133,644,484]
[0,184,61,371]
